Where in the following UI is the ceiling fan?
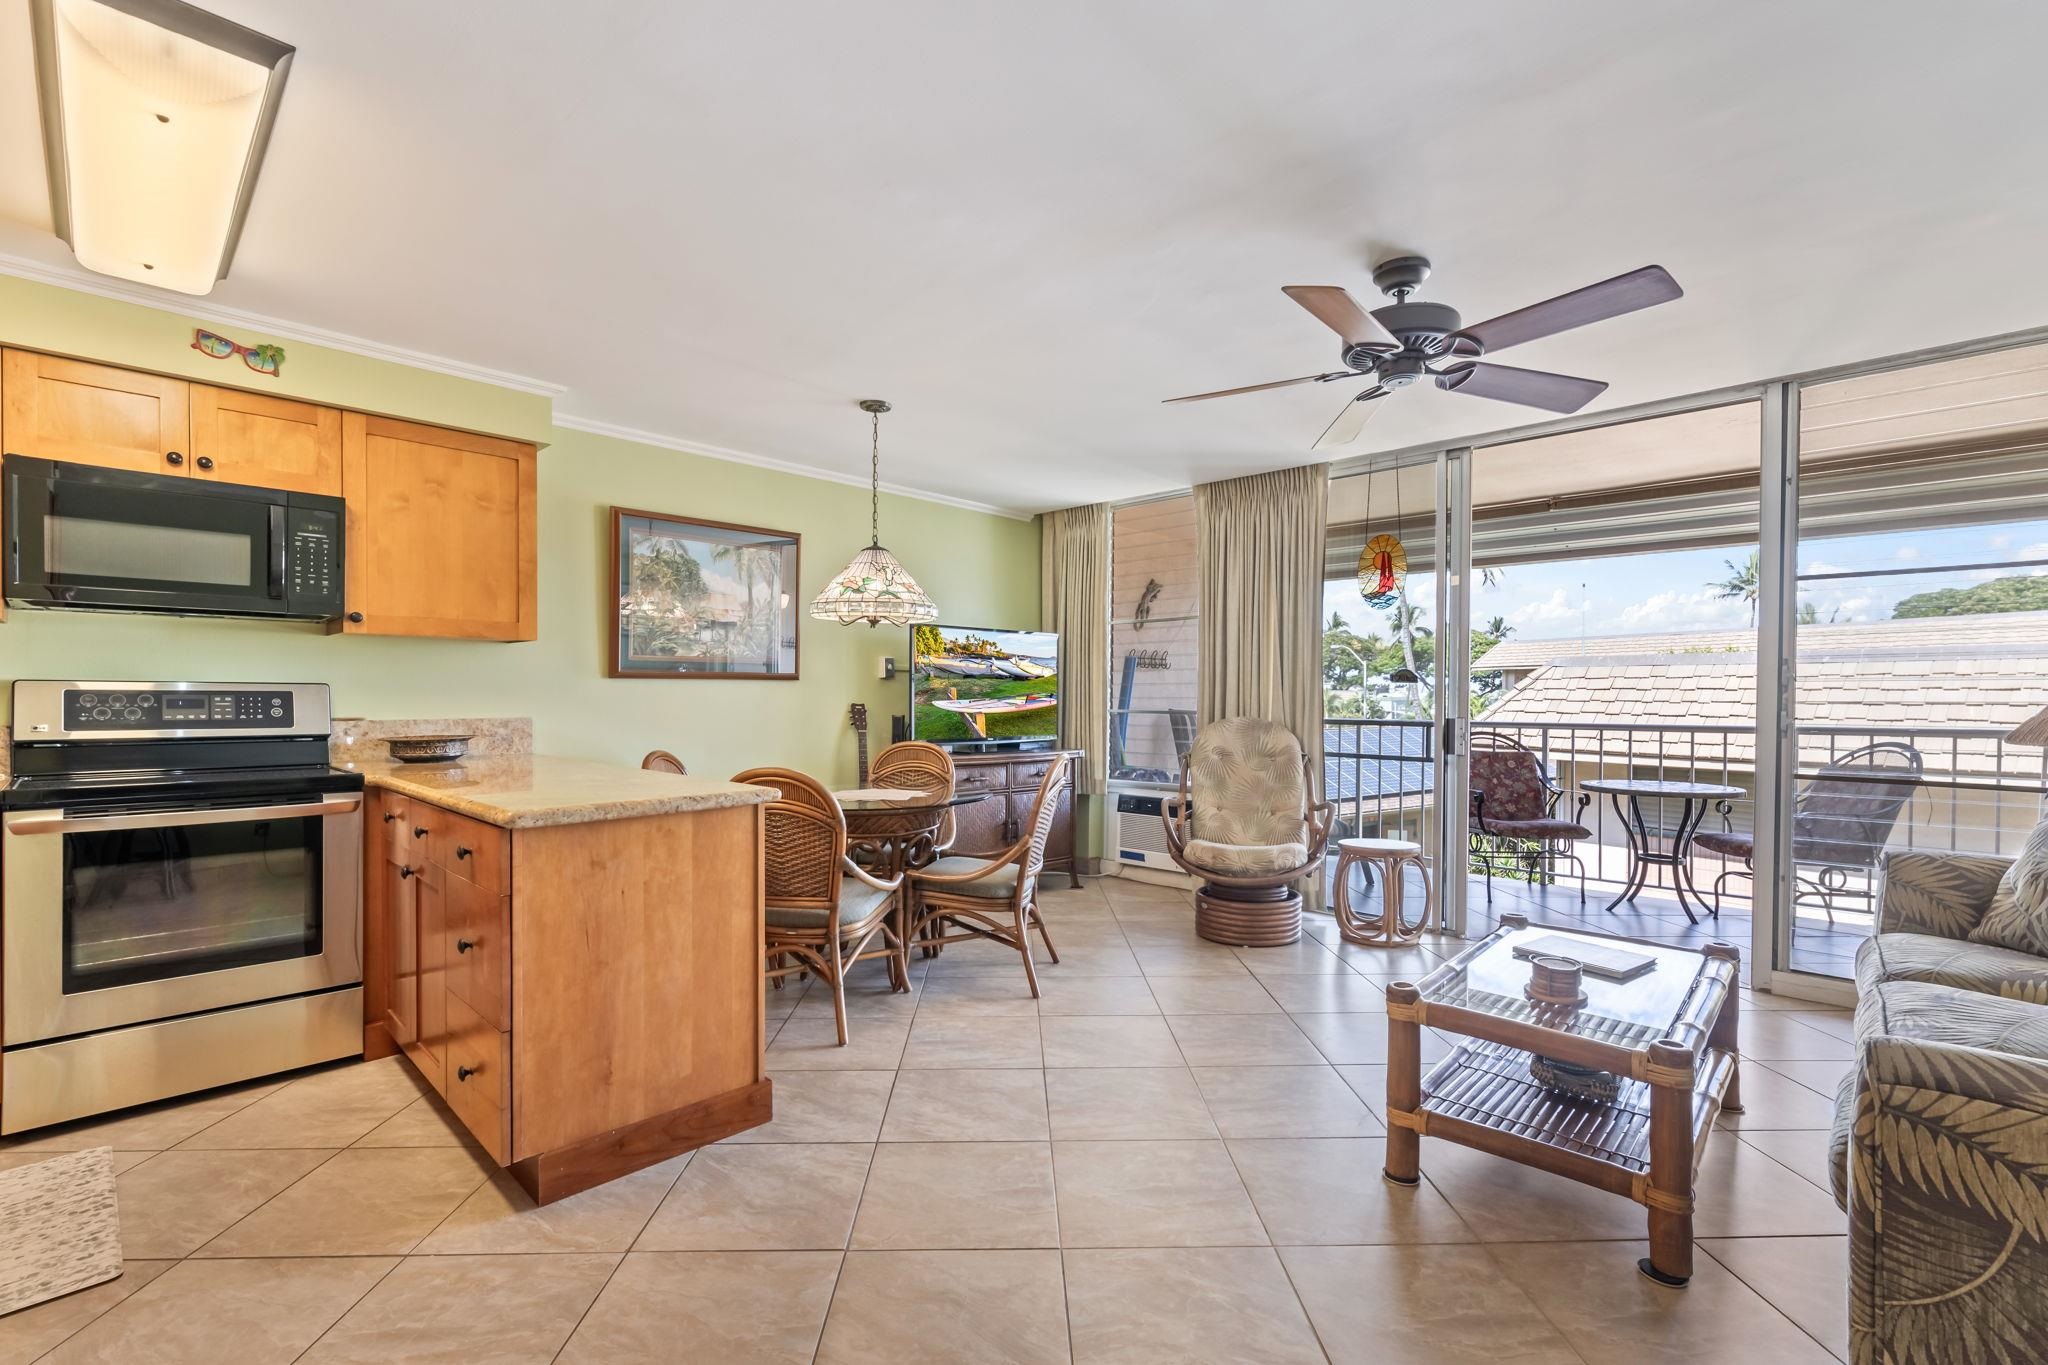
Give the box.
[1165,255,1682,450]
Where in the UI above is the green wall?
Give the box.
[0,280,1040,787]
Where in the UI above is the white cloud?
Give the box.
[1614,587,1750,631]
[1509,587,1580,627]
[1893,545,1921,562]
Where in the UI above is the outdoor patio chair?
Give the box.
[1467,729,1593,904]
[1162,718,1335,946]
[1695,740,1925,922]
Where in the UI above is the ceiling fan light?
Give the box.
[33,0,294,296]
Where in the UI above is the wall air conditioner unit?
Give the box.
[1112,791,1184,871]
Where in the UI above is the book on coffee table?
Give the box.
[1509,935,1658,982]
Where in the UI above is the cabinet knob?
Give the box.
[399,865,415,879]
[456,938,474,954]
[413,826,428,838]
[456,845,472,860]
[165,451,184,466]
[456,1065,476,1082]
[382,812,398,823]
[346,612,365,624]
[195,455,214,470]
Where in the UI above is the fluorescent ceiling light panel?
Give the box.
[33,0,294,296]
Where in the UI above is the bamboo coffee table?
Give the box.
[1382,913,1742,1285]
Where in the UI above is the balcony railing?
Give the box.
[1322,715,2048,923]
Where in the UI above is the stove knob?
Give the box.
[124,709,142,722]
[91,707,110,721]
[140,696,155,707]
[79,694,97,706]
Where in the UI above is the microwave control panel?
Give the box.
[62,688,295,731]
[284,506,343,612]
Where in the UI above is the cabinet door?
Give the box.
[189,384,342,495]
[416,861,450,1091]
[384,852,421,1054]
[338,412,537,640]
[1,349,190,475]
[952,788,1014,857]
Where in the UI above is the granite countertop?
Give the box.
[343,754,774,829]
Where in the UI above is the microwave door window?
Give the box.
[46,516,251,587]
[62,816,324,994]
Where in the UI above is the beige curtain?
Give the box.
[1195,462,1328,786]
[1040,503,1109,796]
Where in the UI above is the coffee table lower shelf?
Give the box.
[1391,1038,1738,1282]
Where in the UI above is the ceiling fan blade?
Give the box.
[1436,362,1607,413]
[1282,286,1399,350]
[1312,388,1388,450]
[1162,371,1351,404]
[1453,265,1681,354]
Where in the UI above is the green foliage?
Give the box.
[912,624,944,658]
[1713,549,1761,626]
[912,675,1058,742]
[1893,575,2048,619]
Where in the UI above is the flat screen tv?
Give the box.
[910,624,1060,747]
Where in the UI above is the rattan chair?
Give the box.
[868,740,957,861]
[907,754,1070,996]
[641,750,688,774]
[1161,718,1335,947]
[733,767,907,1044]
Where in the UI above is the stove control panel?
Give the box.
[62,688,295,732]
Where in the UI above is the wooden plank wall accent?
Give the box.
[1110,494,1199,777]
[508,803,764,1160]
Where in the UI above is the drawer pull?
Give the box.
[383,811,399,823]
[456,1065,476,1082]
[399,865,415,880]
[456,845,473,860]
[413,826,429,838]
[456,938,475,953]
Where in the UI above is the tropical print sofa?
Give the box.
[1834,833,2048,1365]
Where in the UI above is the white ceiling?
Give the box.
[3,1,2045,516]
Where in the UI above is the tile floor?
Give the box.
[0,874,1855,1363]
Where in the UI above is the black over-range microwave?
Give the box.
[3,455,345,621]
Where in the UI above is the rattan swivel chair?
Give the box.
[1161,718,1334,947]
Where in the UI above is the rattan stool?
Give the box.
[1331,837,1432,946]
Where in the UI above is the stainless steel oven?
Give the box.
[2,681,364,1133]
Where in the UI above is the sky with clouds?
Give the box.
[1325,518,2048,645]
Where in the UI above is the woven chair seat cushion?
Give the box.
[911,856,1022,899]
[1183,838,1308,875]
[766,876,894,930]
[1856,931,2048,1005]
[1476,818,1590,842]
[1692,830,1755,860]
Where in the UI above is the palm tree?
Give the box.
[1714,550,1762,627]
[1483,614,1513,640]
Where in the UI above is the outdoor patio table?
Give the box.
[1580,778,1744,926]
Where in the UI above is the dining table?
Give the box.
[1579,777,1745,926]
[837,788,995,970]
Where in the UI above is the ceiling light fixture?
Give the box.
[810,399,938,628]
[32,0,295,296]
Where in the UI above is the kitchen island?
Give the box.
[349,753,774,1204]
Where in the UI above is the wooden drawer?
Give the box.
[954,763,1008,795]
[443,993,511,1164]
[1010,758,1065,792]
[429,807,510,894]
[400,800,437,866]
[447,876,510,1030]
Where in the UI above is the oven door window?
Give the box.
[61,813,323,993]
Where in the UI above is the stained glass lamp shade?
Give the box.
[810,399,939,628]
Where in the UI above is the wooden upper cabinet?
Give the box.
[338,412,538,641]
[1,349,189,476]
[189,384,342,495]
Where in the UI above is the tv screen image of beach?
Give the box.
[911,625,1060,744]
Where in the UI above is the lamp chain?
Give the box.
[870,409,881,548]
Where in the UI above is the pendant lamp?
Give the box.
[810,400,938,628]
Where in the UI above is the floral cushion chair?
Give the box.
[1162,718,1333,947]
[1467,730,1593,904]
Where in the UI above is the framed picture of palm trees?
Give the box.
[609,507,801,679]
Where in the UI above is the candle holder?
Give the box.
[1524,955,1588,1008]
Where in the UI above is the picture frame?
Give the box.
[608,507,801,679]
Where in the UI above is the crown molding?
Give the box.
[0,252,566,398]
[550,413,1036,521]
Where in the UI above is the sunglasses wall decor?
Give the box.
[191,330,287,376]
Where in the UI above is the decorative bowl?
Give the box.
[385,734,472,763]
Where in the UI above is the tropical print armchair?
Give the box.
[1836,840,2048,1364]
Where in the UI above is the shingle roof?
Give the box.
[1476,611,2048,778]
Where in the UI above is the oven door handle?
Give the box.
[2,795,363,836]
